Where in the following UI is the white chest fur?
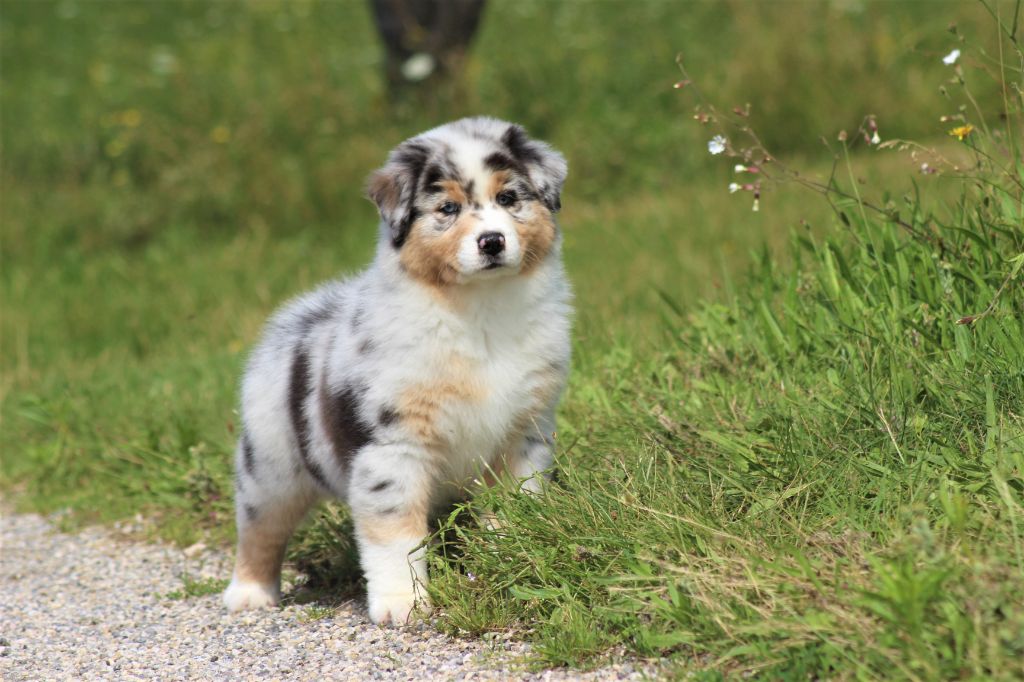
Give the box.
[342,258,572,487]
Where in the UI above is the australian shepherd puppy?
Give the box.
[223,117,572,625]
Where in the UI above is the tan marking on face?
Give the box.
[399,213,478,289]
[486,170,557,276]
[516,205,557,275]
[486,170,511,198]
[398,356,484,448]
[437,179,469,206]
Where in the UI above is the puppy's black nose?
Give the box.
[478,232,505,256]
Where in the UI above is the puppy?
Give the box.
[223,117,572,625]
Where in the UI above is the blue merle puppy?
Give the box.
[223,117,572,625]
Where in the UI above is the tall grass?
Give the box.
[423,167,1023,675]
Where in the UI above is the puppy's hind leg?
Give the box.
[223,434,319,612]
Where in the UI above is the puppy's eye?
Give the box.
[438,201,460,216]
[495,190,517,207]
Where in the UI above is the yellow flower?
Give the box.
[88,62,111,85]
[210,125,231,144]
[948,124,974,141]
[119,109,142,128]
[104,137,128,158]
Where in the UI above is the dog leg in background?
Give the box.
[349,444,433,625]
[224,437,320,611]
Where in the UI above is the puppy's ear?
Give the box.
[501,124,568,212]
[366,141,430,248]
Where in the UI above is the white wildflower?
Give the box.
[150,46,179,76]
[728,182,741,194]
[870,130,881,144]
[707,135,727,155]
[734,164,747,173]
[942,49,960,65]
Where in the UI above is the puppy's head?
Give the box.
[367,117,567,286]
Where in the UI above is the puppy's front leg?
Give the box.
[349,445,432,625]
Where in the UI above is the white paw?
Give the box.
[367,590,430,626]
[223,578,280,612]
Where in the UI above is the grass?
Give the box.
[165,575,229,601]
[2,1,1022,678]
[296,604,336,624]
[426,183,1024,677]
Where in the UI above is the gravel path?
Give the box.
[0,511,658,681]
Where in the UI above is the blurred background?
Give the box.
[0,0,1003,527]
